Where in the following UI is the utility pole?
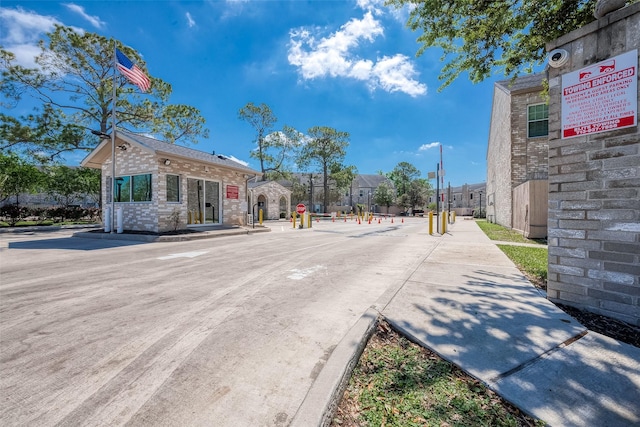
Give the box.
[448,181,451,223]
[436,163,440,234]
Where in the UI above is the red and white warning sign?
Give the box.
[561,49,637,139]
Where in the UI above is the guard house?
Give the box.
[81,130,261,232]
[248,180,292,221]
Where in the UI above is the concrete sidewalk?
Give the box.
[294,219,640,427]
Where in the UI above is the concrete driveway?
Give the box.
[0,217,434,426]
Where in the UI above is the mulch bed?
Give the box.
[524,274,639,348]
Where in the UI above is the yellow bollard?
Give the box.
[292,211,297,228]
[441,211,447,234]
[429,211,433,235]
[452,211,456,223]
[308,212,312,228]
[259,209,263,225]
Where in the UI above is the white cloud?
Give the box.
[0,7,84,69]
[0,7,60,45]
[3,43,42,69]
[371,54,426,96]
[288,10,426,97]
[220,0,250,19]
[64,3,105,29]
[288,12,383,80]
[225,155,249,167]
[186,12,196,28]
[419,142,441,151]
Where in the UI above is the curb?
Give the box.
[291,233,446,426]
[290,308,380,427]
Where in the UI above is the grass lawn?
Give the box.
[475,220,546,245]
[497,244,548,287]
[475,220,548,287]
[333,322,543,427]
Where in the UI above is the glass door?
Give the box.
[187,178,221,225]
[204,180,220,224]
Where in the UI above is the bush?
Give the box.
[0,205,100,226]
[0,205,30,226]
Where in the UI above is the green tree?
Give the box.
[406,178,432,213]
[387,162,420,198]
[262,125,304,180]
[330,164,358,210]
[387,0,610,89]
[45,166,100,207]
[297,126,350,213]
[1,26,209,162]
[238,102,277,178]
[76,167,101,206]
[373,181,395,214]
[0,152,45,206]
[238,102,302,180]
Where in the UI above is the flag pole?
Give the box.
[110,40,117,233]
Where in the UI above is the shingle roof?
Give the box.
[81,129,260,175]
[356,174,393,189]
[118,130,258,174]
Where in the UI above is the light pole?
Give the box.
[309,177,314,213]
[479,190,483,219]
[368,191,371,213]
[116,177,124,202]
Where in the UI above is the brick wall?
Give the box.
[546,4,639,325]
[511,93,549,185]
[101,144,250,232]
[250,181,291,220]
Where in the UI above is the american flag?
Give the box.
[115,48,151,92]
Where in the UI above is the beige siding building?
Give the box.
[486,73,549,237]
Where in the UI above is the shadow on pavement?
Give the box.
[8,237,147,251]
[384,267,640,426]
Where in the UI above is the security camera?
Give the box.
[548,49,569,68]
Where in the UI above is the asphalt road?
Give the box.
[0,217,433,426]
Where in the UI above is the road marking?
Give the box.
[158,251,209,260]
[287,265,327,280]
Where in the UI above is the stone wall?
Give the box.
[546,4,639,325]
[250,181,291,220]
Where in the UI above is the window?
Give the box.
[167,175,180,202]
[132,174,152,202]
[528,103,548,138]
[113,174,151,202]
[359,190,364,197]
[114,176,130,202]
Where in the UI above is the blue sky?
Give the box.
[1,0,505,187]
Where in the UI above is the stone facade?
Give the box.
[486,74,549,228]
[248,180,291,220]
[546,3,639,325]
[83,131,259,233]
